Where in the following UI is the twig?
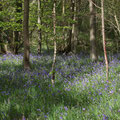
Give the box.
[88,0,101,9]
[114,14,120,33]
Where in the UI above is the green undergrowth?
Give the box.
[0,54,120,120]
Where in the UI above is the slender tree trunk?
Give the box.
[0,3,2,53]
[114,14,120,53]
[23,0,30,70]
[0,32,1,53]
[89,0,98,61]
[14,31,19,54]
[0,35,7,54]
[71,0,77,53]
[45,33,49,53]
[68,0,77,53]
[71,0,75,53]
[62,0,65,15]
[67,0,73,53]
[14,0,22,54]
[38,0,42,54]
[68,31,72,52]
[0,3,6,54]
[51,0,57,84]
[0,32,6,53]
[101,0,109,81]
[62,0,65,51]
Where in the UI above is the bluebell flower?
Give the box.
[60,116,63,120]
[64,106,68,111]
[103,114,109,120]
[44,115,47,118]
[83,108,85,111]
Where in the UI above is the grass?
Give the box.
[0,53,120,120]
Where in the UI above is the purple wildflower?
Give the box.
[60,116,63,120]
[83,108,85,111]
[99,92,102,95]
[64,106,68,111]
[109,90,114,94]
[44,115,47,118]
[103,114,109,120]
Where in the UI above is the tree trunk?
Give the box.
[62,0,65,15]
[51,0,57,84]
[114,14,120,53]
[0,33,7,54]
[67,0,77,53]
[67,0,73,53]
[38,0,42,54]
[45,33,49,53]
[101,0,109,81]
[0,3,6,54]
[89,0,98,61]
[71,0,77,53]
[14,0,22,54]
[23,0,30,70]
[62,0,65,51]
[0,3,2,53]
[14,31,19,54]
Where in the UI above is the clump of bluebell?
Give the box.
[0,53,120,119]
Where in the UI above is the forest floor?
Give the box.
[0,53,120,120]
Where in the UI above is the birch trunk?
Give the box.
[101,0,109,81]
[38,0,42,54]
[51,0,57,84]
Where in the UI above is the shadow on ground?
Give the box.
[0,55,101,120]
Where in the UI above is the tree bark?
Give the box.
[62,0,65,51]
[101,0,109,81]
[38,0,42,54]
[45,33,49,53]
[14,0,22,54]
[0,3,6,54]
[114,15,120,53]
[0,3,2,53]
[51,0,57,84]
[67,0,77,53]
[23,0,30,70]
[62,0,65,15]
[89,0,98,61]
[67,0,73,53]
[71,0,77,53]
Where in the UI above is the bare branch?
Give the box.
[114,14,120,33]
[88,0,101,9]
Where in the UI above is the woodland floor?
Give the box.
[0,53,120,120]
